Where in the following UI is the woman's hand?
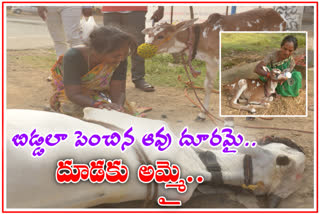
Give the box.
[254,61,268,76]
[109,80,126,107]
[94,101,124,112]
[82,7,93,17]
[37,6,47,21]
[151,6,164,23]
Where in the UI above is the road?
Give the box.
[6,15,53,50]
[5,9,314,50]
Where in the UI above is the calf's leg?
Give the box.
[197,61,218,120]
[229,80,256,113]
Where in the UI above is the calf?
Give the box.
[7,108,305,208]
[142,8,286,120]
[223,67,289,113]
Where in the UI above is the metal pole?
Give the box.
[170,6,173,24]
[189,6,194,19]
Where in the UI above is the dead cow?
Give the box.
[7,108,305,208]
[142,8,286,120]
[223,67,289,113]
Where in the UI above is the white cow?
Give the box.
[6,109,305,208]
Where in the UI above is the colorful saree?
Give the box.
[50,56,134,117]
[259,55,302,97]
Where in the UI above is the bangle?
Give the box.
[93,101,103,108]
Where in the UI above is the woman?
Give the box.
[254,35,302,97]
[50,26,137,117]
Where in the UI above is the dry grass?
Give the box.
[221,88,307,116]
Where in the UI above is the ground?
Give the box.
[6,48,315,208]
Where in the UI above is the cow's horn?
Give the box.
[267,194,282,208]
[276,155,290,166]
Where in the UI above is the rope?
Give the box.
[238,124,313,134]
[181,56,223,124]
[177,75,219,93]
[183,88,223,123]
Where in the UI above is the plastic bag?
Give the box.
[80,16,98,42]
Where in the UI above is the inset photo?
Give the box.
[220,32,307,117]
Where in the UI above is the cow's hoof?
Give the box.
[267,194,282,208]
[46,75,52,82]
[195,116,206,122]
[43,105,53,112]
[224,120,234,128]
[249,108,256,113]
[246,117,255,121]
[264,103,271,108]
[239,98,247,104]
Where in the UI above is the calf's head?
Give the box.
[142,19,197,53]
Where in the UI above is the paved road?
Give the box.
[6,15,54,50]
[6,11,314,50]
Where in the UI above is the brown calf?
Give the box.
[142,8,286,120]
[223,67,289,113]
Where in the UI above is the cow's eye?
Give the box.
[157,35,164,40]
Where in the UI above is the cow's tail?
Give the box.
[223,84,230,90]
[223,83,234,91]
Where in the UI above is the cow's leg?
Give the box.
[238,98,247,104]
[247,102,271,109]
[229,80,256,113]
[247,97,271,109]
[224,117,234,128]
[196,61,218,121]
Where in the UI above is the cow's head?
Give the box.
[270,68,288,81]
[254,137,305,207]
[196,136,305,208]
[142,19,198,53]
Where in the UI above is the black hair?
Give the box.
[281,35,298,50]
[87,26,137,55]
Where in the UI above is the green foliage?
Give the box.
[19,49,56,70]
[221,33,306,57]
[130,54,217,89]
[221,33,307,70]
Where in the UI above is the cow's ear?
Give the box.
[175,18,198,32]
[142,28,154,35]
[276,155,290,166]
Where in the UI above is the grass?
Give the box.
[221,33,306,57]
[17,49,56,70]
[130,54,212,89]
[14,49,210,89]
[221,33,307,71]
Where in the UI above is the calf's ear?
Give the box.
[175,18,198,33]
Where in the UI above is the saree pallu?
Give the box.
[50,56,133,117]
[259,55,302,97]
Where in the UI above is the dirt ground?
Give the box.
[6,49,315,209]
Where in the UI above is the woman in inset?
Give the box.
[50,26,137,117]
[254,35,302,97]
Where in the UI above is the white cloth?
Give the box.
[46,6,83,57]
